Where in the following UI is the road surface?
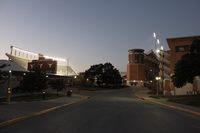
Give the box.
[0,88,199,133]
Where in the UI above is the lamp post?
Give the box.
[65,58,69,95]
[7,70,12,103]
[153,32,164,96]
[160,46,164,95]
[157,47,165,96]
[155,76,161,97]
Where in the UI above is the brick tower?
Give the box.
[127,49,145,86]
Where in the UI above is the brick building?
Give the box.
[144,50,159,88]
[127,49,145,86]
[167,35,200,95]
[127,35,200,95]
[167,35,200,74]
[127,48,168,87]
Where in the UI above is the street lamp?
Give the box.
[156,47,164,95]
[7,70,12,103]
[155,76,161,97]
[153,32,164,96]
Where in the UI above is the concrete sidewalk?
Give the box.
[134,87,200,117]
[0,93,89,127]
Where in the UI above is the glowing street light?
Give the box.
[7,70,12,103]
[156,45,164,95]
[156,49,160,54]
[155,76,161,97]
[153,32,165,96]
[155,76,161,80]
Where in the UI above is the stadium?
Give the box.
[0,46,77,96]
[6,46,77,76]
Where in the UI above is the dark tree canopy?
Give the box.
[84,62,122,88]
[21,71,47,93]
[190,39,200,54]
[172,39,200,87]
[0,64,10,80]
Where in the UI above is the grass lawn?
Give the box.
[0,93,66,102]
[168,95,200,107]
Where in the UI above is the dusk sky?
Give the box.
[0,0,200,72]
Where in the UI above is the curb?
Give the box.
[135,95,200,117]
[0,96,89,128]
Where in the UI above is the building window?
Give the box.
[134,54,138,63]
[175,45,190,52]
[134,54,144,63]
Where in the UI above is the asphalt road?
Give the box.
[0,88,200,133]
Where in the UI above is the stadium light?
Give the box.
[153,32,156,39]
[43,55,66,62]
[12,46,38,56]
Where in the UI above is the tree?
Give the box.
[0,64,10,80]
[0,70,5,81]
[21,71,47,93]
[190,39,200,54]
[84,63,104,85]
[172,39,200,87]
[84,62,122,88]
[0,64,11,87]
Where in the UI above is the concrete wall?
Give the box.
[164,76,200,96]
[173,83,193,95]
[193,76,200,94]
